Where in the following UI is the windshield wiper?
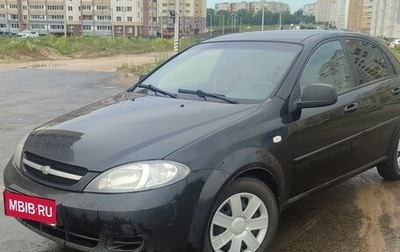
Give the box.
[178,89,238,104]
[138,84,177,98]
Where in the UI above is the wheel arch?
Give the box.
[187,148,287,251]
[236,168,280,209]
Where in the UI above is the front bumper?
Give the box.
[3,159,212,252]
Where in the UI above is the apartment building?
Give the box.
[370,0,400,38]
[215,1,289,14]
[335,0,349,30]
[303,3,316,16]
[315,0,338,23]
[157,0,206,35]
[0,0,205,36]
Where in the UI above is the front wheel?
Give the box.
[204,177,279,252]
[377,131,400,180]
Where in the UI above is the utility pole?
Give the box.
[173,0,180,54]
[221,15,224,34]
[209,14,212,37]
[261,0,265,31]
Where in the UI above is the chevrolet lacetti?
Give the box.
[4,30,400,252]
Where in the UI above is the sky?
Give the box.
[207,0,316,13]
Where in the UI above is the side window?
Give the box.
[299,40,351,94]
[345,39,389,85]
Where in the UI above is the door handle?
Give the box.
[392,87,400,95]
[344,103,360,114]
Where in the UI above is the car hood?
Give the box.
[24,92,259,172]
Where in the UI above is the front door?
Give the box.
[290,40,363,197]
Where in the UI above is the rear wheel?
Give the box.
[204,177,278,252]
[377,131,400,180]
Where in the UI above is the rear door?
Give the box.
[344,38,400,167]
[290,39,363,197]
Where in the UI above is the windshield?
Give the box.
[138,41,302,103]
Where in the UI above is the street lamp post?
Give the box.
[173,0,180,54]
[208,14,212,37]
[221,15,224,34]
[123,7,126,39]
[261,0,265,31]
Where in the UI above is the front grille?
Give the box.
[23,220,99,248]
[22,220,145,252]
[23,152,88,186]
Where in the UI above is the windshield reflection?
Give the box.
[140,41,302,103]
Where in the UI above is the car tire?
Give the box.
[377,130,400,180]
[204,177,278,252]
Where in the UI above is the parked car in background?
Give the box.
[390,38,400,48]
[4,30,400,252]
[16,30,39,38]
[0,31,14,37]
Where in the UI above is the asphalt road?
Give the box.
[1,68,400,252]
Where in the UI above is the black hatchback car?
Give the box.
[4,30,400,252]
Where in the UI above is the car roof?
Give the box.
[202,30,372,44]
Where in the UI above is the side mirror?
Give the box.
[298,83,338,109]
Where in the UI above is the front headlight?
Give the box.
[13,133,30,169]
[84,161,190,193]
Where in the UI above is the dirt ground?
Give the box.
[0,52,172,84]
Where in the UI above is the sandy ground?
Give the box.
[0,52,172,73]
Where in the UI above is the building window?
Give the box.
[185,3,190,7]
[97,16,111,20]
[0,14,5,18]
[83,25,91,30]
[127,6,132,11]
[127,16,132,21]
[116,6,122,11]
[0,24,5,28]
[82,15,93,20]
[23,15,27,20]
[68,16,73,20]
[96,6,107,10]
[31,15,45,20]
[68,6,72,11]
[49,15,64,20]
[0,4,4,8]
[9,4,18,9]
[31,24,45,29]
[23,6,27,10]
[10,14,18,20]
[50,25,64,30]
[82,6,92,10]
[30,5,44,9]
[97,25,111,30]
[48,6,64,10]
[117,16,121,21]
[11,23,19,28]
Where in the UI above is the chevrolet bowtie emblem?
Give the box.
[40,165,51,175]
